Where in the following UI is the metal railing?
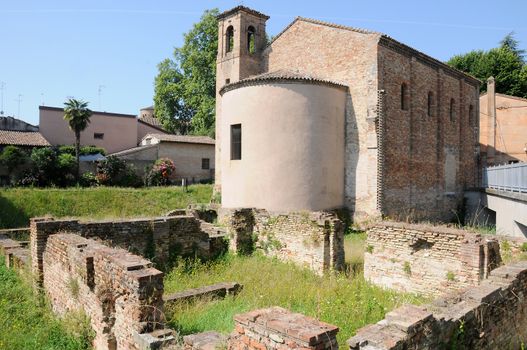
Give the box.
[483,162,527,193]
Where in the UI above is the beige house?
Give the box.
[215,6,480,221]
[39,106,168,154]
[480,77,527,166]
[112,133,215,182]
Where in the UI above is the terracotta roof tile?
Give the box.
[144,133,215,145]
[0,130,50,147]
[220,69,348,95]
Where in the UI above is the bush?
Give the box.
[144,158,176,186]
[58,145,106,156]
[96,156,141,187]
[0,145,27,173]
[79,171,97,187]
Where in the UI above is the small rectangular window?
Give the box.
[231,124,241,160]
[94,133,104,140]
[225,78,230,84]
[202,158,210,170]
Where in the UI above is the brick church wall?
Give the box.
[378,42,479,221]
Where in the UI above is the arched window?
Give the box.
[226,26,234,53]
[450,98,456,122]
[247,26,256,54]
[401,83,409,111]
[427,92,434,117]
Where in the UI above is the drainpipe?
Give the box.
[487,77,497,164]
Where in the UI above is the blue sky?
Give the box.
[1,0,526,125]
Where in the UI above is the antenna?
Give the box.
[0,82,5,116]
[98,85,105,110]
[15,94,22,118]
[40,93,45,106]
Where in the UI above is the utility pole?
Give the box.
[0,82,5,116]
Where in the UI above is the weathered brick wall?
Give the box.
[220,209,344,275]
[364,222,500,295]
[378,43,479,221]
[229,307,339,350]
[30,215,227,272]
[349,260,527,349]
[42,233,173,350]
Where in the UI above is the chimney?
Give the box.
[487,77,496,163]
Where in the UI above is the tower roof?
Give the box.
[217,6,269,20]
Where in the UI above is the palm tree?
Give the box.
[63,98,92,179]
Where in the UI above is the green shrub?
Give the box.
[79,171,97,187]
[366,245,374,253]
[96,155,141,187]
[59,145,106,156]
[0,145,27,173]
[446,271,456,281]
[521,243,527,253]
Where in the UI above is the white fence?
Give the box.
[483,162,527,193]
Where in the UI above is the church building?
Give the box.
[215,6,480,221]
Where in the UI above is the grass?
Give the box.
[0,184,212,229]
[163,252,426,346]
[0,257,93,350]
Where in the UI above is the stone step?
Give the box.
[183,331,226,350]
[164,282,242,305]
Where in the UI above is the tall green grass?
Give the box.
[0,258,93,349]
[0,185,212,229]
[164,253,426,346]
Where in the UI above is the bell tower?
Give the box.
[214,6,269,196]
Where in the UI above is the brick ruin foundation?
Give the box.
[219,208,345,274]
[3,213,527,349]
[364,222,502,295]
[350,260,527,349]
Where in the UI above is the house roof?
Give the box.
[143,133,215,145]
[138,118,167,133]
[0,130,50,147]
[217,6,270,20]
[267,17,480,86]
[109,144,158,157]
[480,92,527,103]
[39,106,137,119]
[220,69,348,95]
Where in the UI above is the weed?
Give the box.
[366,245,374,254]
[68,277,80,299]
[403,262,412,276]
[163,253,426,347]
[521,243,527,253]
[446,271,456,281]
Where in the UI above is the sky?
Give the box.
[1,0,526,125]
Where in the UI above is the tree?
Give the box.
[0,145,27,181]
[447,33,527,98]
[153,9,218,137]
[63,98,92,179]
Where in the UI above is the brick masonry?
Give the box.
[364,222,501,296]
[42,233,175,350]
[215,7,479,223]
[229,306,339,350]
[349,260,527,349]
[29,215,228,275]
[219,208,344,275]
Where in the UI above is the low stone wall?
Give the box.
[364,222,501,295]
[229,307,339,350]
[0,227,30,241]
[42,233,175,350]
[220,209,344,274]
[30,215,227,272]
[349,260,527,349]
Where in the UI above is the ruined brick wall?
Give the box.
[42,233,170,350]
[30,216,227,270]
[220,209,344,275]
[378,42,479,221]
[264,19,380,220]
[364,222,500,295]
[349,260,527,349]
[229,307,339,350]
